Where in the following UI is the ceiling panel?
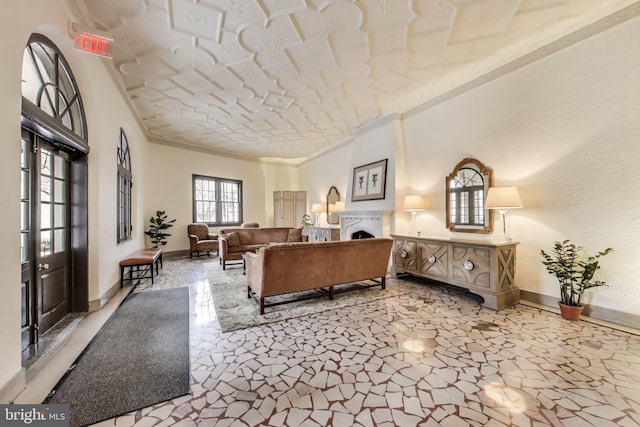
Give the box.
[71,0,638,162]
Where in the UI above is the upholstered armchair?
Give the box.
[187,223,218,258]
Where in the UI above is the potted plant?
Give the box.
[144,210,176,248]
[540,240,613,320]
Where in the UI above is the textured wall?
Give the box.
[400,17,640,314]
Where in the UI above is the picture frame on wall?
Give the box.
[351,159,388,201]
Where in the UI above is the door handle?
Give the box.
[37,263,50,271]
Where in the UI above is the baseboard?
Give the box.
[0,368,26,403]
[88,280,122,312]
[519,290,640,330]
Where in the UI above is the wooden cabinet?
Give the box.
[274,191,306,227]
[391,235,519,310]
[303,226,340,242]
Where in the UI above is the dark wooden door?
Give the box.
[21,130,71,348]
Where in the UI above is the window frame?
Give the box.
[117,128,132,243]
[445,158,494,234]
[192,174,243,227]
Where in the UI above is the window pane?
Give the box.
[54,229,65,253]
[21,201,29,231]
[41,203,51,229]
[21,233,29,263]
[40,230,52,256]
[54,179,65,203]
[41,176,51,202]
[54,155,65,178]
[21,171,29,199]
[54,204,65,227]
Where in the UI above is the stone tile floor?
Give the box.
[91,254,639,426]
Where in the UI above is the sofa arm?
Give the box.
[218,236,229,256]
[245,250,264,296]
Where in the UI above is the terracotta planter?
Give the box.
[558,302,583,320]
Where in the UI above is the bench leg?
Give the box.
[329,286,334,300]
[120,266,124,288]
[381,276,386,290]
[260,297,265,315]
[247,286,251,299]
[150,262,154,284]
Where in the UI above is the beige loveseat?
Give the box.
[218,227,303,269]
[245,238,393,314]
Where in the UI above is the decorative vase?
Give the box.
[558,302,583,320]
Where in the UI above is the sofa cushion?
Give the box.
[224,232,241,247]
[287,228,302,242]
[228,244,267,254]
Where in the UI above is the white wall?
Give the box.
[400,17,640,314]
[299,143,354,226]
[144,145,297,250]
[300,117,397,227]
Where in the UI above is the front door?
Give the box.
[21,129,71,348]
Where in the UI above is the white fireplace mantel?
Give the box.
[339,210,393,240]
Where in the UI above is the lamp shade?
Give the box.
[311,203,324,213]
[403,194,426,211]
[484,187,522,209]
[334,201,346,211]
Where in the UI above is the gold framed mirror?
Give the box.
[445,158,494,233]
[326,186,340,224]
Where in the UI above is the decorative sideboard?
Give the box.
[303,226,341,242]
[391,235,519,310]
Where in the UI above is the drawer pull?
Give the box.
[427,255,436,263]
[463,260,474,271]
[400,250,408,258]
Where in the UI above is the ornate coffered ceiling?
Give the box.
[68,0,637,163]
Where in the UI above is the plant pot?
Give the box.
[558,302,583,320]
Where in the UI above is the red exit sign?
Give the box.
[73,30,113,58]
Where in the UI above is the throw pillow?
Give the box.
[287,228,302,242]
[225,232,241,247]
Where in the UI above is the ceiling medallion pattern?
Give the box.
[74,0,634,161]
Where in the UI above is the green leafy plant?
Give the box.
[540,240,613,307]
[144,210,176,248]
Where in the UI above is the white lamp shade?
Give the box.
[485,187,523,209]
[403,194,425,211]
[334,201,346,211]
[311,203,324,213]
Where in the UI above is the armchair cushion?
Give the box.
[188,223,218,257]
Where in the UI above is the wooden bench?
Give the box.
[119,248,163,287]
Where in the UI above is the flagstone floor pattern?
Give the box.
[94,254,640,427]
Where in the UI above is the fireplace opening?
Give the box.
[351,230,374,240]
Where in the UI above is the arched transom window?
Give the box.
[22,34,87,140]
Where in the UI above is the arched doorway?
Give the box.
[20,34,89,350]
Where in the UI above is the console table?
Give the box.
[391,235,519,310]
[303,226,340,242]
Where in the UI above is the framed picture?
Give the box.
[351,159,388,201]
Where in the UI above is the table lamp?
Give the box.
[484,186,522,240]
[403,194,426,235]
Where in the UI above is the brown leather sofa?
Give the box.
[245,238,393,314]
[187,223,218,258]
[218,227,302,269]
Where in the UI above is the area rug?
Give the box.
[207,263,411,333]
[44,287,190,427]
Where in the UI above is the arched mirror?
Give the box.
[445,158,494,233]
[326,186,340,224]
